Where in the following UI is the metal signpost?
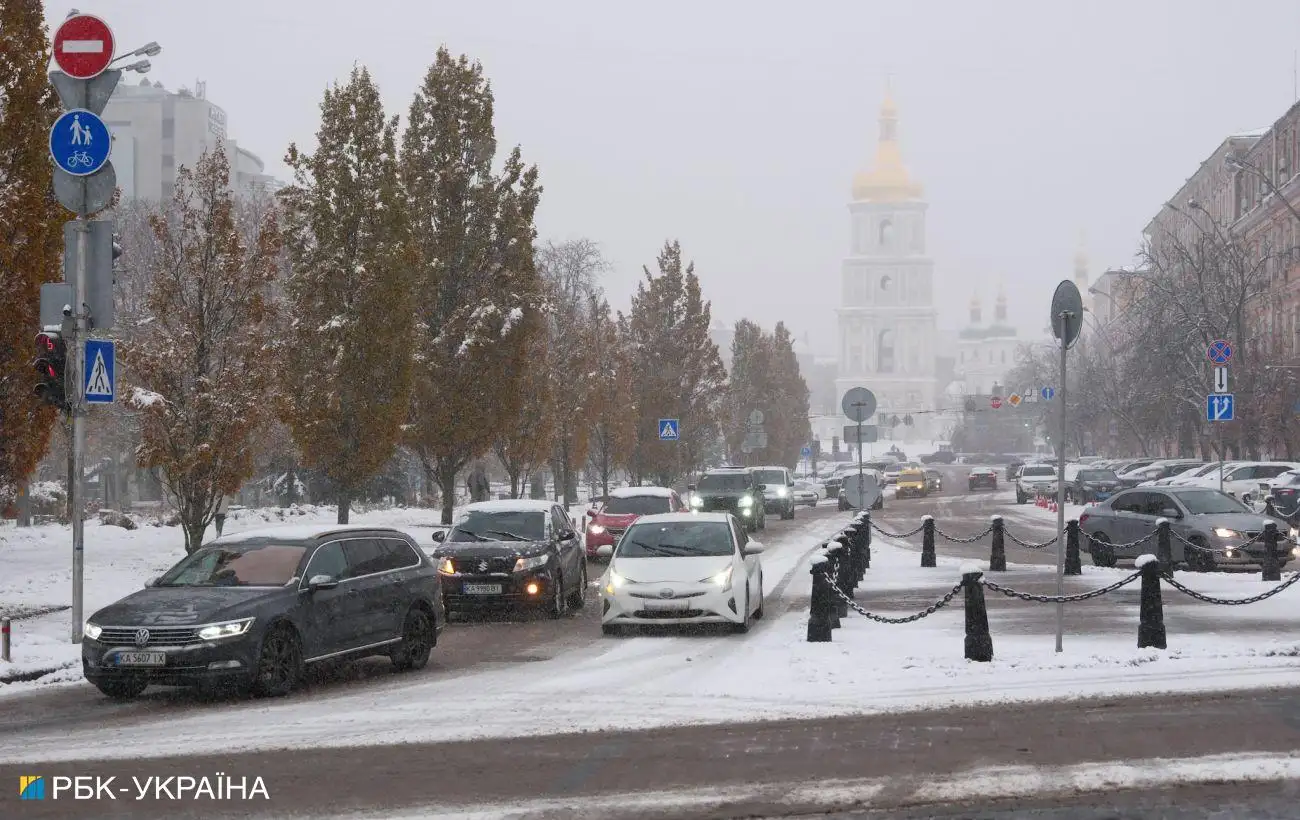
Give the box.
[1050,280,1083,653]
[841,387,877,509]
[46,12,138,644]
[1206,340,1233,493]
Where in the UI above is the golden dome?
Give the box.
[851,90,923,202]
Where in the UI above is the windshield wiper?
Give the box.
[623,540,681,556]
[451,530,487,542]
[479,529,529,541]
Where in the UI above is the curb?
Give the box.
[0,662,76,685]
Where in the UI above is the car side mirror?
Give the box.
[430,529,446,543]
[743,543,764,555]
[559,531,577,541]
[1160,508,1182,519]
[308,574,339,591]
[596,544,614,558]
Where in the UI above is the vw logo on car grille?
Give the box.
[477,560,489,573]
[133,628,150,647]
[659,588,675,599]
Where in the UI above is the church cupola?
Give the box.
[969,291,981,325]
[995,284,1007,323]
[851,87,924,202]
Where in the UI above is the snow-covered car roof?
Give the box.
[462,500,555,513]
[608,486,674,498]
[211,523,411,543]
[632,512,730,526]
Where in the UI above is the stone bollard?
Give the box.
[989,515,1007,572]
[860,511,872,571]
[835,534,857,594]
[962,566,993,662]
[1,617,9,663]
[1136,554,1166,649]
[825,544,846,625]
[921,515,936,568]
[1155,519,1173,576]
[807,555,834,642]
[1064,519,1082,576]
[1262,521,1282,582]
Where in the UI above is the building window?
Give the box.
[880,274,892,291]
[878,330,895,373]
[879,219,894,249]
[1001,350,1006,364]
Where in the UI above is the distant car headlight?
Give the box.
[1213,527,1240,539]
[514,554,549,572]
[588,524,606,534]
[1290,527,1299,542]
[83,622,102,641]
[197,618,254,641]
[437,557,456,575]
[776,487,788,497]
[703,566,732,591]
[738,496,753,507]
[690,496,703,508]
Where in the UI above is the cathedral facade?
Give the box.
[835,92,938,442]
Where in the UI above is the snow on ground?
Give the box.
[5,521,1300,764]
[0,501,590,687]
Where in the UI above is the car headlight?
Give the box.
[604,569,627,595]
[588,524,606,534]
[738,495,753,507]
[83,622,102,641]
[690,496,703,508]
[776,487,787,497]
[1213,527,1240,539]
[514,554,549,572]
[703,566,732,591]
[437,557,456,575]
[197,618,254,641]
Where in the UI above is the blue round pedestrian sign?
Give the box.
[49,109,111,177]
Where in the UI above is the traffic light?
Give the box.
[34,331,69,411]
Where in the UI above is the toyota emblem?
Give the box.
[477,559,489,573]
[134,628,150,647]
[659,588,675,599]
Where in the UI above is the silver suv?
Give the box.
[752,466,796,520]
[1015,464,1059,504]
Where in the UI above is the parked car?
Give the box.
[689,467,766,532]
[968,467,998,491]
[1265,471,1300,519]
[585,487,685,559]
[895,468,929,499]
[883,462,920,486]
[596,513,764,635]
[1185,462,1300,502]
[924,469,943,493]
[791,480,821,507]
[1005,460,1024,481]
[81,524,445,700]
[751,465,797,520]
[1109,458,1158,477]
[921,449,956,464]
[1079,487,1298,571]
[1015,464,1058,504]
[1154,462,1234,487]
[1117,460,1205,489]
[432,500,588,618]
[1062,465,1122,504]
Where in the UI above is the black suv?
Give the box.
[82,525,444,700]
[689,467,766,532]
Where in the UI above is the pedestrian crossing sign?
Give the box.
[83,338,114,403]
[658,418,680,441]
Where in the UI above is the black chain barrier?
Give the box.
[934,525,995,544]
[870,521,926,539]
[827,578,963,624]
[1169,528,1261,555]
[1004,530,1059,550]
[981,571,1142,604]
[1160,571,1300,606]
[1082,530,1158,551]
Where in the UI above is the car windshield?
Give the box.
[1177,491,1249,515]
[603,495,672,515]
[1079,470,1118,481]
[1021,466,1055,477]
[448,510,546,542]
[617,521,734,558]
[156,543,307,587]
[698,474,749,491]
[794,481,815,490]
[752,470,785,485]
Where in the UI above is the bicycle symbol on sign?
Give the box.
[66,151,95,169]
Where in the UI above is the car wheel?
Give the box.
[251,624,302,697]
[752,575,765,620]
[547,573,568,619]
[873,496,884,510]
[568,561,588,609]
[391,606,435,672]
[601,624,622,637]
[93,676,149,700]
[758,513,766,530]
[732,591,753,634]
[1090,532,1117,568]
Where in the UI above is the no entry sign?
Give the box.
[53,14,115,79]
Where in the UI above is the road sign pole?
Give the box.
[70,217,88,644]
[1055,312,1068,654]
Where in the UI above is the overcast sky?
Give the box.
[45,0,1300,354]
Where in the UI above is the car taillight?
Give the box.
[1079,513,1089,525]
[1279,489,1297,496]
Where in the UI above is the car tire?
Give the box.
[547,573,568,619]
[92,675,149,700]
[752,575,765,620]
[251,624,302,698]
[1090,532,1118,568]
[391,606,435,672]
[758,513,766,531]
[732,591,753,634]
[601,623,622,637]
[568,561,588,609]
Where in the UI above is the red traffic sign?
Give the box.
[1207,339,1233,365]
[990,396,1003,409]
[53,14,115,79]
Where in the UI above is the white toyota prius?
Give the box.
[596,512,765,635]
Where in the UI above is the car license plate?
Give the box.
[463,583,502,595]
[115,652,166,666]
[643,599,689,611]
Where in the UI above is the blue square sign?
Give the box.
[83,339,115,403]
[658,418,680,440]
[1206,394,1233,422]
